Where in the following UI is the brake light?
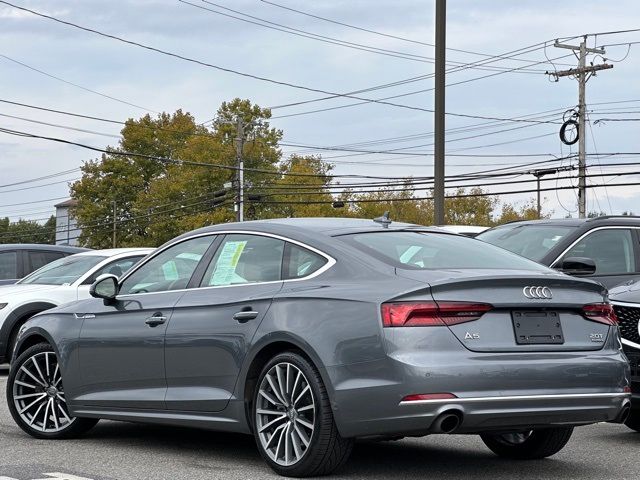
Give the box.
[582,303,618,325]
[381,301,492,327]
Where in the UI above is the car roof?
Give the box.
[486,216,640,230]
[174,217,444,242]
[73,248,153,257]
[0,244,89,252]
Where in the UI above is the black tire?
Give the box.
[252,351,353,477]
[480,427,574,459]
[625,412,640,432]
[7,343,98,439]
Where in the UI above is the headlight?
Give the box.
[0,303,7,310]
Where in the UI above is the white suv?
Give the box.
[0,248,152,363]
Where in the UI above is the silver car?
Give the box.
[6,218,631,477]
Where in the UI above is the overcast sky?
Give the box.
[1,0,640,223]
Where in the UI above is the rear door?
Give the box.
[164,233,285,412]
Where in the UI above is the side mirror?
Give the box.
[557,256,597,276]
[90,274,119,303]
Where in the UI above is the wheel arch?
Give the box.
[240,333,336,433]
[0,302,57,362]
[11,327,58,363]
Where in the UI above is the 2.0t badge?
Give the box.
[523,286,553,299]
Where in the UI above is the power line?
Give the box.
[258,0,576,67]
[0,53,157,113]
[0,1,567,124]
[181,0,547,74]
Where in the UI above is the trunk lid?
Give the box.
[394,269,611,352]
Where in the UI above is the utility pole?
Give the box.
[549,37,612,218]
[112,200,117,248]
[433,0,446,225]
[235,117,245,222]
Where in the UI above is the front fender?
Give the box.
[11,325,60,363]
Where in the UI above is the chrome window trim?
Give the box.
[116,230,336,298]
[550,225,640,271]
[399,392,630,406]
[610,300,640,350]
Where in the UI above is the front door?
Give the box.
[75,235,216,410]
[165,233,285,412]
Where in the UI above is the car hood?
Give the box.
[0,283,63,300]
[609,279,640,303]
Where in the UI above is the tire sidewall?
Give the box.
[252,351,328,476]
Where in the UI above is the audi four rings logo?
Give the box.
[523,286,553,299]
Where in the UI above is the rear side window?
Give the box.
[343,231,548,271]
[284,244,327,280]
[477,224,574,261]
[27,250,65,274]
[200,234,285,286]
[0,251,18,280]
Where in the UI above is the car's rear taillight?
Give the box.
[582,303,617,325]
[381,301,492,327]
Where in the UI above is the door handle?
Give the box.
[145,314,167,327]
[233,310,259,323]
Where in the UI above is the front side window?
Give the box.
[343,231,548,271]
[19,255,107,285]
[477,224,575,262]
[200,234,285,287]
[284,244,327,280]
[120,236,214,294]
[0,251,18,280]
[560,229,636,275]
[82,255,146,285]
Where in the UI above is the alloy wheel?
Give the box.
[256,362,316,467]
[12,351,75,433]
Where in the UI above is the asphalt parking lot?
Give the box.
[0,366,637,480]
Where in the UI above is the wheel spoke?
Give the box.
[257,409,283,416]
[264,423,287,450]
[295,417,314,431]
[259,389,282,407]
[19,365,47,388]
[294,423,310,447]
[52,363,61,387]
[51,399,59,430]
[45,352,50,380]
[276,365,287,403]
[293,385,310,407]
[57,403,72,423]
[42,397,51,432]
[31,357,48,386]
[284,422,291,465]
[274,422,287,461]
[18,394,47,414]
[28,401,46,426]
[258,414,288,433]
[15,380,37,389]
[15,393,46,401]
[266,374,287,406]
[290,371,301,401]
[297,404,314,413]
[290,426,303,459]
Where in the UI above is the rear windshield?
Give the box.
[477,224,575,262]
[342,231,548,270]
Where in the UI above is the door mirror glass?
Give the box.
[558,257,597,276]
[90,274,119,300]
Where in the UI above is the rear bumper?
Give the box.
[327,328,631,438]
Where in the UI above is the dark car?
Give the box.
[477,216,640,289]
[0,244,89,286]
[608,281,640,432]
[7,218,630,477]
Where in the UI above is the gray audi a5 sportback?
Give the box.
[6,218,631,477]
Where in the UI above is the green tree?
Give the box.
[0,216,56,244]
[495,199,548,224]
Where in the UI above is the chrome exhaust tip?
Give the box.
[431,411,462,433]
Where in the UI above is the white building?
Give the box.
[55,199,81,246]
